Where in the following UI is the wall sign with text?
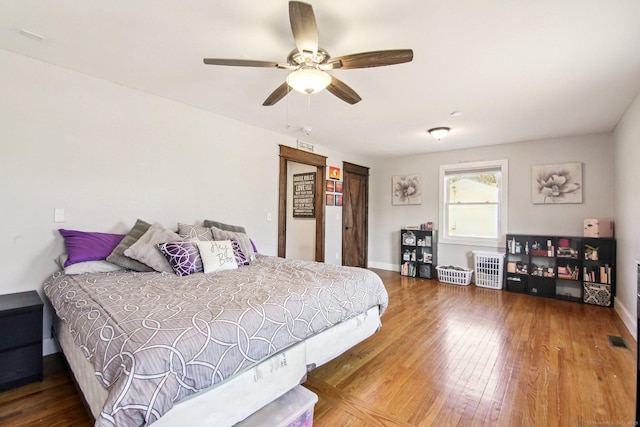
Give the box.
[293,172,316,218]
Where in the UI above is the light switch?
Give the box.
[266,212,272,222]
[54,208,65,223]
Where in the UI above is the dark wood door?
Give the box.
[342,162,369,267]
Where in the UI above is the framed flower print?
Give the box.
[532,162,582,204]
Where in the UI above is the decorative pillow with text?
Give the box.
[196,240,238,273]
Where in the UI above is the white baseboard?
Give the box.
[614,297,637,340]
[368,261,398,272]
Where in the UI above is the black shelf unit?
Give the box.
[582,237,616,307]
[505,234,615,306]
[504,235,530,293]
[400,229,437,279]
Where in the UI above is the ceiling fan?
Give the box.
[203,1,413,106]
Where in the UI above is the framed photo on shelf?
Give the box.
[335,181,343,193]
[335,194,343,207]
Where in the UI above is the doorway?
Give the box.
[278,145,326,262]
[342,162,369,267]
[285,161,316,260]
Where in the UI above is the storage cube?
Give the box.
[584,219,614,238]
[583,283,612,307]
[236,385,318,427]
[506,277,527,293]
[529,278,555,297]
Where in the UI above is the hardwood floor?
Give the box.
[0,269,635,426]
[307,270,636,426]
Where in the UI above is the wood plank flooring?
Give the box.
[0,268,635,426]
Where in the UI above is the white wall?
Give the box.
[286,161,316,261]
[368,134,615,271]
[613,93,640,337]
[0,49,372,354]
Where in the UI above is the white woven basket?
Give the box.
[436,266,473,286]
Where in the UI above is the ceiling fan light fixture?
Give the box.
[286,67,331,94]
[428,127,450,141]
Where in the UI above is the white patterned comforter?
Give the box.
[43,255,388,426]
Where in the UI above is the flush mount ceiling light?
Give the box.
[286,67,332,94]
[428,127,450,141]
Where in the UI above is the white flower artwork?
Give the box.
[392,174,422,205]
[532,162,583,204]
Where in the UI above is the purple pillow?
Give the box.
[157,241,203,277]
[231,239,250,266]
[59,229,125,267]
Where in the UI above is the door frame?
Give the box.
[278,145,326,261]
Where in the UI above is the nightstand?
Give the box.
[0,291,43,390]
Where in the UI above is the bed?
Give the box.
[44,254,388,426]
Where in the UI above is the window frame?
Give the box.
[438,159,508,248]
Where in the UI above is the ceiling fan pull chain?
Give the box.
[285,85,293,131]
[306,93,312,135]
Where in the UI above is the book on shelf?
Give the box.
[402,262,416,277]
[583,264,611,284]
[557,264,579,280]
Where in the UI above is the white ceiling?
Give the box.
[1,0,639,158]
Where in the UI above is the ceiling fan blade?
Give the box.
[203,58,282,68]
[327,49,414,69]
[289,1,319,60]
[263,82,291,106]
[326,76,362,105]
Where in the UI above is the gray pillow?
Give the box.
[107,219,155,272]
[209,225,255,262]
[124,222,181,272]
[178,223,213,241]
[203,220,246,233]
[57,254,124,275]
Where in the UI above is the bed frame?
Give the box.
[54,305,381,426]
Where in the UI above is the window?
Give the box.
[439,160,508,247]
